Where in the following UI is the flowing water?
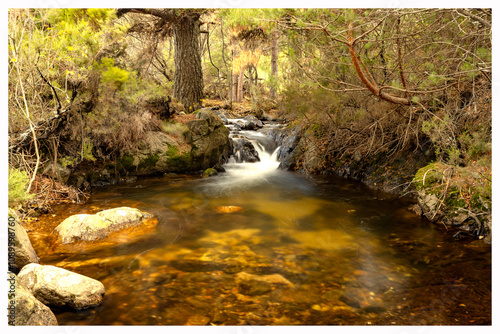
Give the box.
[26,124,491,326]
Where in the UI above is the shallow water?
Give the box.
[26,133,491,326]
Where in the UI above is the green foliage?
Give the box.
[8,168,34,208]
[118,154,135,171]
[59,156,78,168]
[459,132,491,161]
[413,162,445,191]
[421,116,455,161]
[81,140,96,161]
[97,57,131,90]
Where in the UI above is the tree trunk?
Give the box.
[173,16,204,111]
[269,29,279,100]
[237,69,244,102]
[232,73,239,102]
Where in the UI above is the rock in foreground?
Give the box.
[8,219,39,273]
[17,264,105,309]
[54,207,154,244]
[8,272,58,326]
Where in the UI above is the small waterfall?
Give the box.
[202,117,282,193]
[225,127,281,178]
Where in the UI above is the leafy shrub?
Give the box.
[81,140,96,161]
[98,57,131,90]
[8,168,34,208]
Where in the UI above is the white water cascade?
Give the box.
[202,119,282,193]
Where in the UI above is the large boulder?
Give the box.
[8,218,39,274]
[54,207,154,244]
[17,264,105,309]
[186,109,230,170]
[8,272,58,326]
[122,131,194,175]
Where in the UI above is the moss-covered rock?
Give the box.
[186,109,231,170]
[202,168,218,178]
[67,111,230,186]
[413,161,491,240]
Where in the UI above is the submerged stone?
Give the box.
[17,264,105,309]
[54,207,154,244]
[185,314,211,326]
[236,272,294,287]
[238,279,272,296]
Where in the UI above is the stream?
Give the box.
[26,119,491,325]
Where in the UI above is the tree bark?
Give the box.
[118,9,205,112]
[269,29,279,100]
[173,15,204,111]
[236,69,244,102]
[347,22,411,105]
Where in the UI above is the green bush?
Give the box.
[81,140,96,161]
[8,168,34,208]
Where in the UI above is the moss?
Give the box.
[413,162,445,191]
[444,187,467,210]
[166,145,180,157]
[119,154,135,171]
[167,151,193,171]
[202,168,218,178]
[138,153,160,170]
[8,168,35,208]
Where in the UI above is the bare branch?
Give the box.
[348,22,411,105]
[456,9,491,28]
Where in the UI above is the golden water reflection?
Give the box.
[26,173,491,325]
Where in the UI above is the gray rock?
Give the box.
[244,115,263,128]
[231,138,260,163]
[8,219,39,274]
[218,114,229,125]
[42,160,72,183]
[417,190,440,221]
[54,207,154,244]
[8,272,58,326]
[17,263,105,309]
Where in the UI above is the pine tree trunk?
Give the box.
[173,16,204,111]
[237,69,244,102]
[232,73,239,103]
[269,30,279,100]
